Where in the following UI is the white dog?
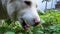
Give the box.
[1,0,40,29]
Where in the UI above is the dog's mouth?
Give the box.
[22,22,30,30]
[21,18,30,30]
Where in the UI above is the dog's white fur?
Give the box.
[1,0,40,26]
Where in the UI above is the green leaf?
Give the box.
[5,31,15,34]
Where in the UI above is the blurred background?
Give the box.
[36,0,60,11]
[0,0,60,34]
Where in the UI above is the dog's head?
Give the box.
[6,0,40,29]
[16,0,40,29]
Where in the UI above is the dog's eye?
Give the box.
[10,0,14,3]
[24,1,31,6]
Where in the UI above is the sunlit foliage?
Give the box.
[0,9,60,34]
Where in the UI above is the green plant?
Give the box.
[0,9,60,34]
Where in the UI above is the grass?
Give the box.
[0,9,60,34]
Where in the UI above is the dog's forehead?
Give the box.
[22,0,32,1]
[22,0,35,3]
[10,0,32,1]
[9,0,31,3]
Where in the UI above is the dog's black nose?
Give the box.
[34,21,40,26]
[33,19,40,26]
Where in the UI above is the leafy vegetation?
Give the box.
[0,9,60,34]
